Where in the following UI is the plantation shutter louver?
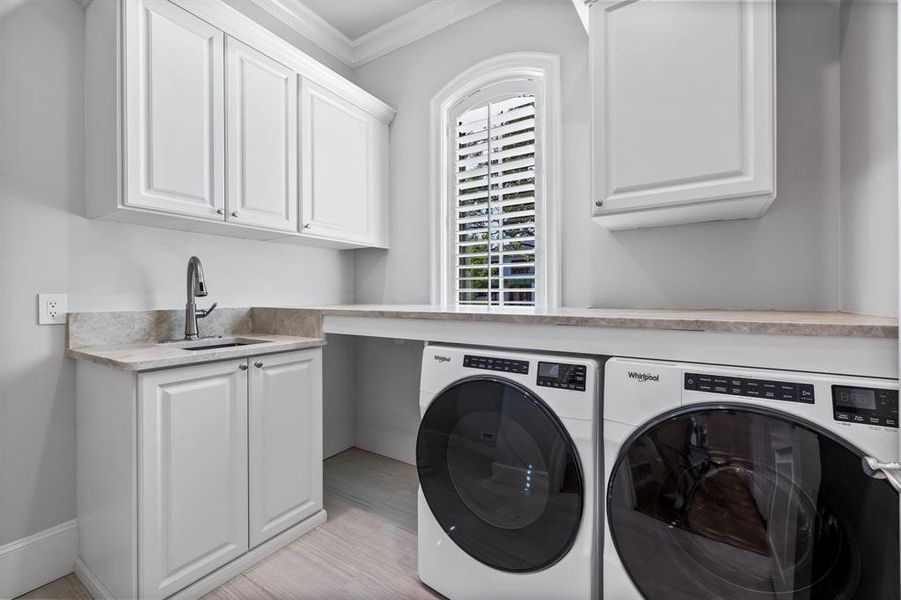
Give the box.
[454,94,537,306]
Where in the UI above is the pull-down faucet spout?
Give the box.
[185,256,217,340]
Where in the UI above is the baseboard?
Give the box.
[354,432,416,466]
[0,520,78,599]
[73,558,111,600]
[324,441,354,459]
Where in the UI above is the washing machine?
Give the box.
[416,345,601,599]
[603,357,900,600]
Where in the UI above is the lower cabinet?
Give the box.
[76,348,324,600]
[139,359,250,599]
[249,351,323,547]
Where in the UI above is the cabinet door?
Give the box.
[138,360,248,599]
[591,0,775,230]
[226,37,299,232]
[249,350,323,547]
[124,0,226,220]
[300,80,386,246]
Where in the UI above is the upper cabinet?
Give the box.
[123,0,226,220]
[85,0,395,248]
[590,0,776,230]
[226,37,298,233]
[300,80,389,247]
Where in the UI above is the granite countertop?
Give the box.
[66,308,325,371]
[67,332,325,371]
[65,305,898,372]
[66,333,325,371]
[294,304,899,338]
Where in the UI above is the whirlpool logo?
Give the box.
[433,355,451,364]
[628,371,660,383]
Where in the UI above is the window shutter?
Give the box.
[454,94,537,306]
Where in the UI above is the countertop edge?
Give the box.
[67,337,326,372]
[302,308,899,339]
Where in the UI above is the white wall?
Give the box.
[322,335,356,458]
[839,0,898,318]
[353,338,423,465]
[0,0,354,546]
[351,0,846,311]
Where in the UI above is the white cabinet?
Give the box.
[76,349,325,600]
[138,360,249,599]
[590,0,775,230]
[226,38,298,233]
[85,0,395,246]
[300,80,389,247]
[123,0,225,220]
[249,350,323,547]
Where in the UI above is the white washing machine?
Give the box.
[417,345,600,599]
[603,358,900,600]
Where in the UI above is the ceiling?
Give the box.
[250,0,586,68]
[299,0,432,41]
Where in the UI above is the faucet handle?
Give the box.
[197,302,218,319]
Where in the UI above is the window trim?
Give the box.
[430,53,562,309]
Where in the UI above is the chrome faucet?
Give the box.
[184,256,217,340]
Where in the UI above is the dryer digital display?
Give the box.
[832,386,898,428]
[537,362,587,391]
[834,387,876,410]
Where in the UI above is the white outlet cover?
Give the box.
[38,293,68,325]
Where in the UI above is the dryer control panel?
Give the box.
[463,354,529,374]
[832,386,899,428]
[537,362,587,391]
[685,373,815,403]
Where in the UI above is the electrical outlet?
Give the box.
[38,293,68,325]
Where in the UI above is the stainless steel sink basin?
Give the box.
[160,336,270,351]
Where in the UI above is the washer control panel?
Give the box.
[463,354,529,375]
[685,373,815,404]
[832,386,899,428]
[537,362,587,392]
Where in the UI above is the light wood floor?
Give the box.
[19,448,442,600]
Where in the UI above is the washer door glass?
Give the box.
[608,405,899,600]
[417,377,583,572]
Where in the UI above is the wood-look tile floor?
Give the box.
[19,448,443,600]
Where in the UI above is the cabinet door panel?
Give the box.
[139,360,248,599]
[249,350,323,547]
[592,0,775,228]
[226,38,298,232]
[124,0,225,219]
[300,80,379,244]
[609,1,743,189]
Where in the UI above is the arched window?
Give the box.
[430,53,561,308]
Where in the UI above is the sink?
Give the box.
[160,336,270,351]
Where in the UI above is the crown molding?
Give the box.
[352,0,503,67]
[250,0,356,65]
[571,0,589,33]
[251,0,503,68]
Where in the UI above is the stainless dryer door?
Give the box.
[607,404,899,599]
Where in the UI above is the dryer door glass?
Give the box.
[417,377,584,572]
[607,405,899,600]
